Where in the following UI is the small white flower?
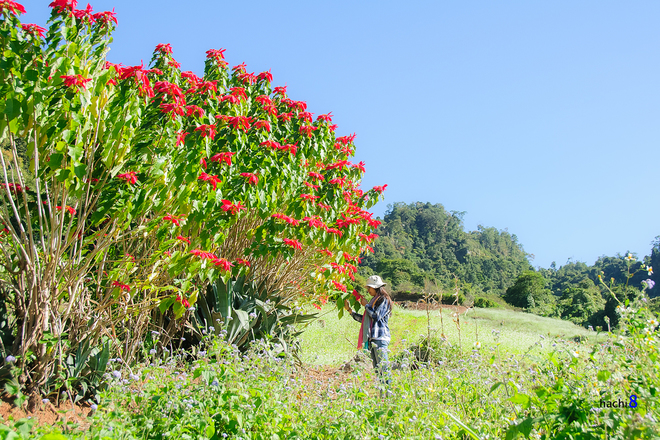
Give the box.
[571,350,580,358]
[473,341,481,349]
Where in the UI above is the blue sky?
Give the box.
[19,0,660,268]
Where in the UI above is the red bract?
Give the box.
[60,75,92,89]
[72,4,94,23]
[332,281,347,293]
[190,249,217,261]
[163,214,183,226]
[255,95,273,106]
[92,10,117,25]
[221,200,246,215]
[206,48,226,60]
[317,249,333,257]
[331,262,345,274]
[214,258,233,271]
[283,238,302,251]
[254,120,271,132]
[1,0,26,15]
[55,206,76,215]
[160,103,185,118]
[308,172,324,181]
[273,85,287,96]
[240,173,258,185]
[317,112,333,122]
[325,160,349,170]
[230,87,248,101]
[325,227,343,237]
[260,140,281,151]
[185,105,204,118]
[111,281,131,292]
[272,213,299,226]
[359,232,378,242]
[298,111,314,123]
[181,71,201,85]
[283,142,298,156]
[168,59,181,69]
[200,157,207,169]
[373,184,388,193]
[175,131,189,146]
[300,193,319,202]
[329,124,338,132]
[1,183,27,193]
[232,62,247,73]
[117,171,137,185]
[257,70,273,82]
[329,177,346,187]
[236,258,251,267]
[176,235,190,244]
[195,124,216,140]
[198,172,222,190]
[302,181,319,191]
[176,294,190,308]
[118,63,154,97]
[155,43,173,55]
[299,125,317,138]
[336,133,356,145]
[227,116,253,132]
[21,24,46,37]
[302,216,326,229]
[238,72,256,84]
[317,203,331,211]
[49,0,76,13]
[189,80,217,95]
[278,112,293,122]
[154,81,186,104]
[353,161,366,173]
[210,152,235,166]
[218,94,240,105]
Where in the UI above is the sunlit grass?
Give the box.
[298,305,606,365]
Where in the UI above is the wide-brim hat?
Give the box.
[366,275,386,289]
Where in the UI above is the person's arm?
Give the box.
[344,300,363,322]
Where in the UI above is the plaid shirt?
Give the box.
[351,297,391,342]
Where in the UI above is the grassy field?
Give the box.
[298,304,603,365]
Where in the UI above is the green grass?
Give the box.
[299,305,606,365]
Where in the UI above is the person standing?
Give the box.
[345,275,393,385]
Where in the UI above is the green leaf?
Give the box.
[597,370,611,382]
[488,382,503,394]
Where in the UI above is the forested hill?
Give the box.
[359,202,532,296]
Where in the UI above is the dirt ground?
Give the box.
[0,394,92,427]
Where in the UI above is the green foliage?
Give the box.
[503,270,557,316]
[474,296,498,308]
[557,279,605,326]
[361,202,532,297]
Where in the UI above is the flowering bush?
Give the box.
[0,0,383,393]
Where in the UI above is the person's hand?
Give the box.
[359,296,367,307]
[344,300,352,312]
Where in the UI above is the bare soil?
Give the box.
[0,394,92,427]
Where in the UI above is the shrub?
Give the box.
[474,297,498,308]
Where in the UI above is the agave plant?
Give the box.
[192,276,317,352]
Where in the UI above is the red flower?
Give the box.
[227,116,253,132]
[277,112,293,122]
[353,161,366,173]
[219,94,240,105]
[198,172,222,190]
[273,85,287,96]
[257,70,273,83]
[232,62,247,73]
[206,48,226,60]
[283,238,302,251]
[49,0,76,13]
[111,281,131,292]
[214,258,234,271]
[336,133,357,145]
[176,235,190,244]
[21,24,46,37]
[176,294,190,308]
[325,227,343,237]
[185,105,204,118]
[159,103,185,118]
[176,131,189,146]
[260,140,281,150]
[317,249,333,257]
[155,43,173,55]
[300,193,319,202]
[325,160,349,171]
[72,3,94,22]
[283,142,298,156]
[210,152,235,166]
[182,72,201,85]
[332,280,347,293]
[55,205,76,215]
[230,87,248,101]
[302,181,319,191]
[328,124,338,132]
[240,173,258,185]
[331,263,345,274]
[92,9,117,25]
[195,124,216,140]
[60,74,92,89]
[200,157,207,169]
[190,249,217,260]
[272,213,299,226]
[253,120,271,132]
[255,95,273,106]
[238,71,256,84]
[317,203,331,211]
[221,200,246,215]
[153,81,185,104]
[299,125,317,138]
[235,258,251,267]
[168,59,181,69]
[302,216,326,229]
[163,214,183,226]
[1,0,26,15]
[312,303,322,310]
[298,111,314,123]
[329,177,346,187]
[117,171,138,185]
[308,172,324,181]
[373,184,388,193]
[317,112,333,122]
